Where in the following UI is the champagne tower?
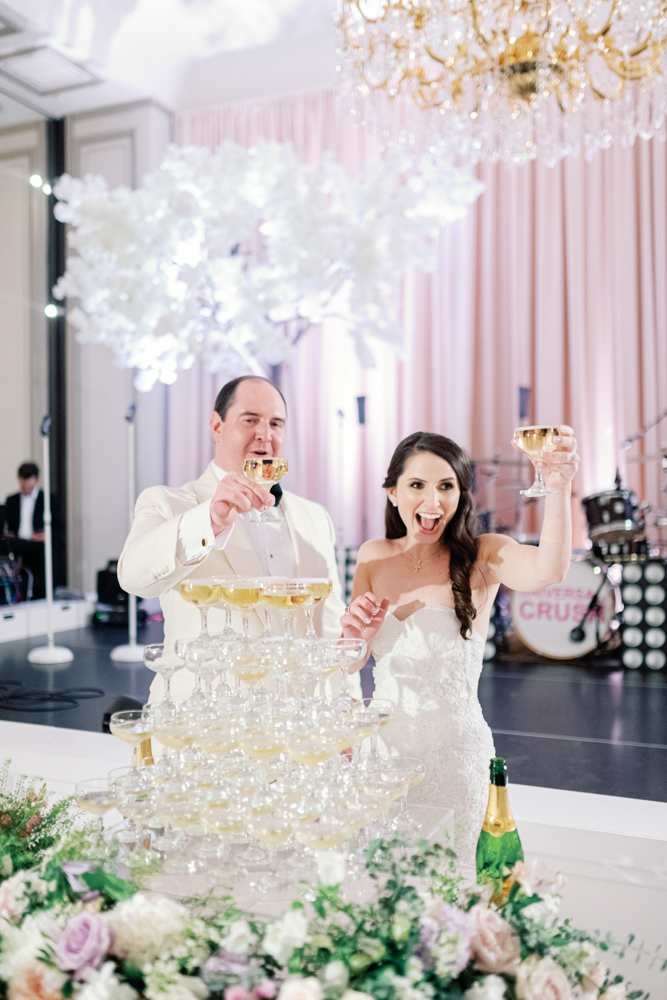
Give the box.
[476,757,524,897]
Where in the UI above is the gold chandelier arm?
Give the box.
[602,44,661,79]
[568,0,617,44]
[469,0,497,49]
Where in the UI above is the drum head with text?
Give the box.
[511,559,615,659]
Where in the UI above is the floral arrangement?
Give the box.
[52,141,484,391]
[0,833,660,1000]
[0,761,81,887]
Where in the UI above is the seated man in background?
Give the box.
[3,462,63,599]
[119,375,357,701]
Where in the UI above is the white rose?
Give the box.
[263,908,310,966]
[464,976,507,1000]
[220,920,256,956]
[318,961,349,990]
[278,977,323,1000]
[341,992,375,1000]
[581,962,607,992]
[317,851,346,887]
[601,985,626,1000]
[76,961,140,1000]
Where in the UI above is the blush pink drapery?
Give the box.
[171,89,667,551]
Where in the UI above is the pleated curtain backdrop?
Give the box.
[171,89,667,551]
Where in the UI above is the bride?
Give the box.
[341,428,579,866]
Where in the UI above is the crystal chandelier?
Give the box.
[336,0,667,165]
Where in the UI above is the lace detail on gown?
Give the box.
[371,607,495,869]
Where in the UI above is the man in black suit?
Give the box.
[3,462,63,599]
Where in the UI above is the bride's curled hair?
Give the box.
[383,432,479,640]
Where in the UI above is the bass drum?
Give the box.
[511,558,615,659]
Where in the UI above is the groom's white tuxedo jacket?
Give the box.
[118,462,355,700]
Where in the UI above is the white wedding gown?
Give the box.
[371,606,495,868]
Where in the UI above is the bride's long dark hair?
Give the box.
[383,432,479,639]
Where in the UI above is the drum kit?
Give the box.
[476,451,667,663]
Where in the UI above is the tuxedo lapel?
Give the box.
[34,491,44,532]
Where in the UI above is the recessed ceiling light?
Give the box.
[0,47,99,95]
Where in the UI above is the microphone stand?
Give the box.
[110,405,144,663]
[569,571,608,644]
[27,416,74,665]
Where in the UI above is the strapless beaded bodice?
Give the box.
[371,606,495,867]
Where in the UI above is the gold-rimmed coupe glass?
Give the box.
[513,426,559,498]
[243,457,288,522]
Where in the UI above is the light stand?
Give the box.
[27,416,74,665]
[110,404,144,663]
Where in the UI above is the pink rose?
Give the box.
[7,963,66,1000]
[516,956,572,1000]
[469,904,521,975]
[226,987,252,1000]
[55,911,114,977]
[254,979,279,999]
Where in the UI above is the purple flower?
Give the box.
[62,862,98,898]
[203,949,251,980]
[419,916,440,951]
[54,911,114,978]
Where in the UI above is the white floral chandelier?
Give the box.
[336,0,667,166]
[53,140,483,391]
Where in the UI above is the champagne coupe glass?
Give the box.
[175,639,217,703]
[261,582,313,638]
[244,806,294,892]
[205,804,247,886]
[108,766,152,846]
[332,639,368,708]
[513,426,560,498]
[356,698,395,769]
[299,578,333,639]
[243,457,288,522]
[74,778,118,838]
[143,643,184,704]
[219,578,265,638]
[387,757,426,832]
[179,577,225,644]
[109,709,153,770]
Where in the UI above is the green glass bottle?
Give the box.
[476,757,524,898]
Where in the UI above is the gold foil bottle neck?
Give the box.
[481,784,517,837]
[138,738,154,765]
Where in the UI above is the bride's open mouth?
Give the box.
[415,513,442,535]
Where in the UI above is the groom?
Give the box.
[118,375,351,700]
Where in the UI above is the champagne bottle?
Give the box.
[476,757,523,898]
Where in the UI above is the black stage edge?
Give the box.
[46,118,68,584]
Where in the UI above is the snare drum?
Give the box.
[511,558,615,659]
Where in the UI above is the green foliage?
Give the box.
[0,759,79,879]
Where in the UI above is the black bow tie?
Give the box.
[270,483,283,507]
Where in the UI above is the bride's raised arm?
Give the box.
[479,424,579,592]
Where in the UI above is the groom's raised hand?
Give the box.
[341,592,390,641]
[210,472,274,535]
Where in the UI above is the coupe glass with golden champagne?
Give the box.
[300,578,333,639]
[513,426,560,498]
[219,578,265,637]
[179,578,225,642]
[243,457,288,522]
[261,581,313,638]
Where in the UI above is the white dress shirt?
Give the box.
[176,464,296,578]
[18,485,40,540]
